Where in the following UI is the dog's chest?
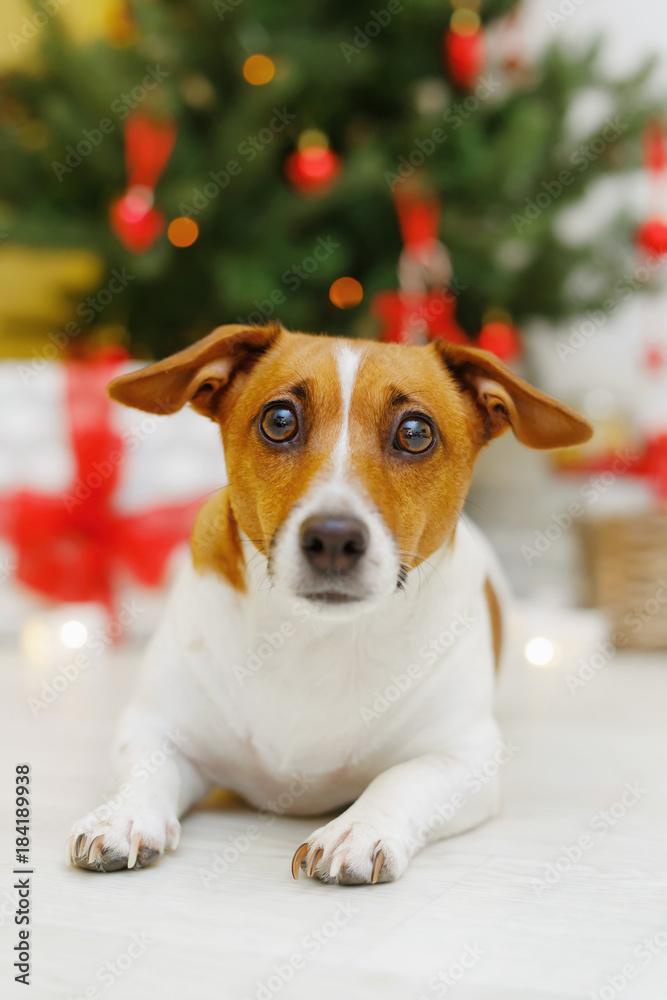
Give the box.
[192,597,423,778]
[154,519,496,799]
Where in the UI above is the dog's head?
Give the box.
[109,323,592,611]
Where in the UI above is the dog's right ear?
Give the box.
[107,322,282,417]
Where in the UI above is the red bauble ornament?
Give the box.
[110,114,177,253]
[478,321,522,362]
[284,146,341,195]
[444,26,485,89]
[110,187,166,254]
[637,217,667,257]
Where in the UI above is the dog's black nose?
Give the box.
[300,516,369,575]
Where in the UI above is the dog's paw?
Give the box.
[291,817,409,885]
[66,805,180,873]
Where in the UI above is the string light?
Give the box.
[168,216,199,247]
[450,9,481,35]
[330,277,363,309]
[60,620,88,649]
[243,55,275,86]
[524,637,555,667]
[298,129,329,151]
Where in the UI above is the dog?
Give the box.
[66,323,592,883]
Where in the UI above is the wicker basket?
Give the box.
[579,513,667,649]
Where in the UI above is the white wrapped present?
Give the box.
[0,355,225,647]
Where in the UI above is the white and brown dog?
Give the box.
[67,323,591,884]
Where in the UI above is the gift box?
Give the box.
[0,354,225,649]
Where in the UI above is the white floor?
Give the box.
[1,640,667,1000]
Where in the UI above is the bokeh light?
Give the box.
[298,129,329,151]
[330,277,363,309]
[524,637,555,667]
[243,55,275,86]
[168,217,199,247]
[60,620,88,649]
[450,9,481,35]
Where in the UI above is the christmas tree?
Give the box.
[0,0,658,357]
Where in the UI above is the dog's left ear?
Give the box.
[435,341,593,449]
[107,322,282,417]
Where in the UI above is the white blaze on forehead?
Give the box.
[332,343,363,476]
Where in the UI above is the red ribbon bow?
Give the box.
[0,354,203,612]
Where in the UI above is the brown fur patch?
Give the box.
[211,335,486,569]
[484,577,502,670]
[109,325,592,588]
[191,488,246,591]
[218,336,347,556]
[347,343,478,568]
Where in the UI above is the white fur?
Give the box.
[331,343,362,475]
[67,340,506,881]
[67,515,505,881]
[270,344,398,605]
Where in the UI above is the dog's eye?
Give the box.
[394,416,434,454]
[260,404,298,443]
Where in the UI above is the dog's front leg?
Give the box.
[292,744,501,885]
[67,712,210,872]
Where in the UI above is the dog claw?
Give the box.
[88,836,105,866]
[371,848,384,884]
[127,832,142,870]
[291,843,309,880]
[74,833,86,859]
[306,846,324,878]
